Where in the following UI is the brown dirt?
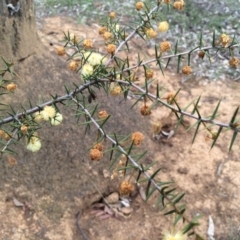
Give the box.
[0,16,240,240]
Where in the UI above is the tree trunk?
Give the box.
[0,0,39,64]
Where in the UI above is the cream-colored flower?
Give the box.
[81,64,94,77]
[162,230,186,240]
[83,52,107,66]
[51,113,63,126]
[34,112,44,122]
[40,106,56,121]
[27,134,41,152]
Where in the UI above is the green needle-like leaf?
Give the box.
[146,168,162,196]
[177,55,181,73]
[157,59,164,76]
[173,192,185,204]
[229,131,238,151]
[146,186,157,201]
[164,209,176,215]
[174,39,178,55]
[191,95,201,115]
[192,120,201,144]
[230,106,239,126]
[210,126,223,149]
[199,32,203,47]
[165,57,171,69]
[187,53,191,66]
[212,30,216,47]
[210,100,221,120]
[174,214,182,226]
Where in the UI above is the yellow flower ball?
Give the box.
[51,113,63,126]
[27,134,41,152]
[81,64,94,77]
[40,106,56,121]
[158,21,169,32]
[83,52,107,66]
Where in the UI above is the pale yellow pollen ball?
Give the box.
[162,230,186,240]
[158,21,169,32]
[51,113,63,126]
[40,106,56,121]
[26,133,41,152]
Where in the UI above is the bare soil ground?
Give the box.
[0,16,240,240]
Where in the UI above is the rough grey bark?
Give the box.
[0,0,39,64]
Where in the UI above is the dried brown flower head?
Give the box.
[135,2,144,11]
[131,132,144,145]
[109,11,116,19]
[145,69,154,79]
[0,130,4,138]
[93,143,104,152]
[56,46,66,56]
[20,125,28,134]
[198,51,205,59]
[68,61,79,71]
[229,57,239,68]
[110,86,122,96]
[98,110,109,119]
[107,44,117,54]
[119,181,134,195]
[182,65,192,74]
[7,155,17,167]
[219,34,231,48]
[160,41,171,52]
[140,105,152,116]
[83,39,93,49]
[173,0,185,10]
[103,31,113,41]
[145,28,157,39]
[4,133,11,141]
[99,26,108,35]
[90,148,103,161]
[205,132,217,141]
[6,83,17,92]
[166,92,178,104]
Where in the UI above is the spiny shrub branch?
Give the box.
[0,1,240,239]
[71,94,203,238]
